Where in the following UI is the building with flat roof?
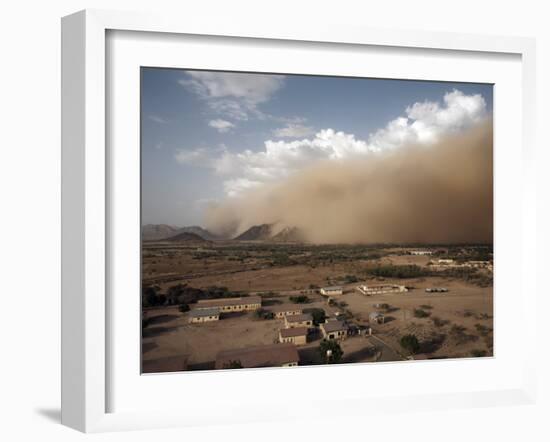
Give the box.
[215,343,299,369]
[284,313,313,329]
[188,307,220,323]
[357,284,408,296]
[409,250,433,255]
[279,327,308,345]
[321,320,348,341]
[196,296,261,312]
[267,304,303,319]
[320,286,344,296]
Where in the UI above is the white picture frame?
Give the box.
[61,9,537,433]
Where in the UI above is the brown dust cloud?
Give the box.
[204,121,493,245]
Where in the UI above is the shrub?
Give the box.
[400,334,420,354]
[368,265,430,279]
[414,308,431,318]
[142,285,159,307]
[450,324,479,344]
[289,295,310,304]
[475,323,492,336]
[178,303,190,313]
[254,308,275,320]
[470,349,488,358]
[344,274,358,283]
[419,304,433,310]
[223,360,243,369]
[431,316,449,327]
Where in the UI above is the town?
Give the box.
[141,239,493,373]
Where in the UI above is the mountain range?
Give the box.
[234,224,305,242]
[142,224,220,241]
[142,223,306,243]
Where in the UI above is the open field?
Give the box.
[142,241,493,372]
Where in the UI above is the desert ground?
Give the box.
[141,241,493,373]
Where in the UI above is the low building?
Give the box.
[425,287,448,293]
[321,320,348,341]
[188,307,220,323]
[369,311,385,324]
[267,304,303,319]
[320,286,344,296]
[196,296,261,312]
[215,343,299,369]
[409,250,433,256]
[284,313,313,329]
[357,284,408,295]
[279,327,308,345]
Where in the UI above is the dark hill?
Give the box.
[234,224,273,241]
[167,232,209,242]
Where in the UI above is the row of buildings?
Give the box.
[428,258,493,271]
[188,296,262,323]
[215,318,354,370]
[320,283,409,298]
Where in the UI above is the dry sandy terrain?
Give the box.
[142,243,493,372]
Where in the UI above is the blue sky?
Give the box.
[141,68,493,227]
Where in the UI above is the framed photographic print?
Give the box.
[61,9,537,433]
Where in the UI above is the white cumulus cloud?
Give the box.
[368,89,487,150]
[208,119,235,133]
[178,89,488,197]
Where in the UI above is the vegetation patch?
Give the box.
[414,308,431,318]
[289,295,311,304]
[319,340,344,364]
[400,334,421,354]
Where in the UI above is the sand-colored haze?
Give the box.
[204,121,493,244]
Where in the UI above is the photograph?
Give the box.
[140,68,494,373]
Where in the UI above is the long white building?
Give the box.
[356,284,408,295]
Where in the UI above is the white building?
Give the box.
[357,284,408,295]
[409,250,433,256]
[188,307,220,323]
[196,296,261,312]
[320,286,344,296]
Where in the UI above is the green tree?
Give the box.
[142,285,158,307]
[319,339,343,364]
[223,360,243,369]
[413,308,430,318]
[400,334,420,354]
[289,295,310,304]
[303,308,326,326]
